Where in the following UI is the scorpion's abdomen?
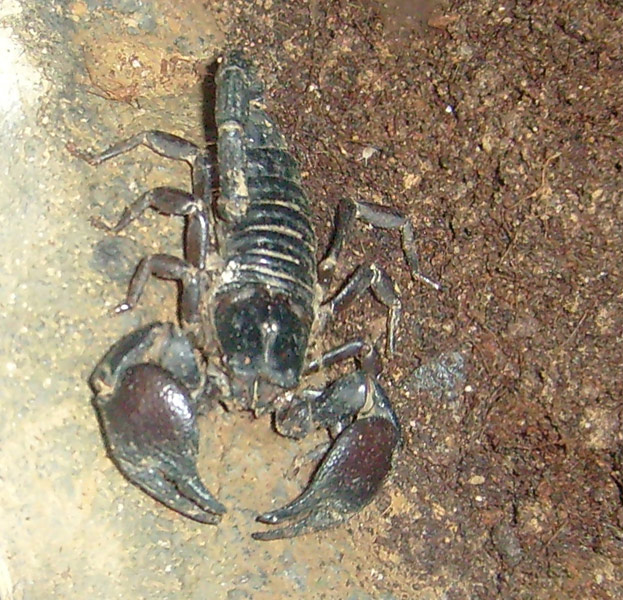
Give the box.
[222,160,317,310]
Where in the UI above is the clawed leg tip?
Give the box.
[250,523,307,541]
[207,501,227,517]
[136,480,228,526]
[250,531,277,542]
[251,512,347,541]
[89,216,113,231]
[251,500,351,541]
[255,511,281,525]
[66,142,97,165]
[190,512,224,526]
[252,507,312,540]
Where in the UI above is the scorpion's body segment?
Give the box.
[73,51,437,540]
[219,137,318,312]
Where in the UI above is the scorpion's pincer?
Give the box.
[252,376,401,540]
[90,322,226,524]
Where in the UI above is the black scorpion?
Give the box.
[70,51,437,540]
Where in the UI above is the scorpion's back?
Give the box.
[212,53,318,398]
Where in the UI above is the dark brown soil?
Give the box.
[220,0,623,597]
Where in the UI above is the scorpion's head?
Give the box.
[213,286,312,410]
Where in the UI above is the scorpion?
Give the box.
[69,51,437,540]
